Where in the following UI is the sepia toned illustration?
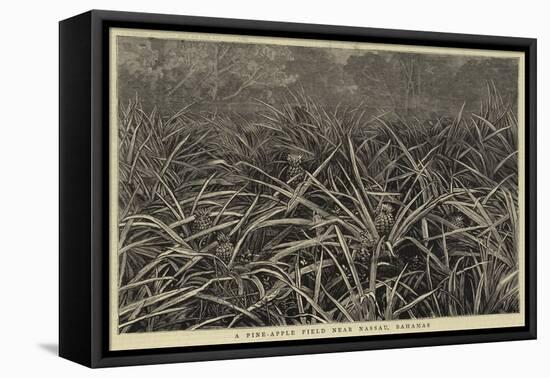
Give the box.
[110,28,524,349]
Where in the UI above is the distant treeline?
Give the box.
[117,36,519,117]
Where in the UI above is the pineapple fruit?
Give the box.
[359,229,375,251]
[449,213,465,229]
[286,153,304,182]
[236,248,253,265]
[357,229,374,266]
[215,233,233,263]
[341,264,352,280]
[260,274,273,289]
[192,208,212,234]
[375,203,395,236]
[297,249,310,268]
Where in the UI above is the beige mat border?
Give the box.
[109,27,526,351]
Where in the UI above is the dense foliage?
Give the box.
[117,87,520,332]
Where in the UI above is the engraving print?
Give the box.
[114,34,521,335]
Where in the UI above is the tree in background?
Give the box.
[450,57,518,109]
[344,52,459,114]
[117,37,296,112]
[285,47,354,106]
[344,52,518,115]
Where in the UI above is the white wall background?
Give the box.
[0,0,545,376]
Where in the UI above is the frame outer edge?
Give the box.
[527,38,537,339]
[59,11,94,367]
[90,10,108,368]
[77,9,537,367]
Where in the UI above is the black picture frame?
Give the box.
[59,9,537,368]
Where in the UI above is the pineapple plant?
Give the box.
[401,254,423,271]
[341,264,352,280]
[236,248,253,265]
[297,249,310,268]
[254,248,273,262]
[286,153,304,182]
[449,212,465,229]
[410,254,424,270]
[375,203,395,236]
[293,105,311,124]
[192,208,212,234]
[356,250,370,267]
[331,204,343,217]
[359,229,375,251]
[260,274,274,289]
[227,290,252,307]
[356,229,374,266]
[215,233,233,263]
